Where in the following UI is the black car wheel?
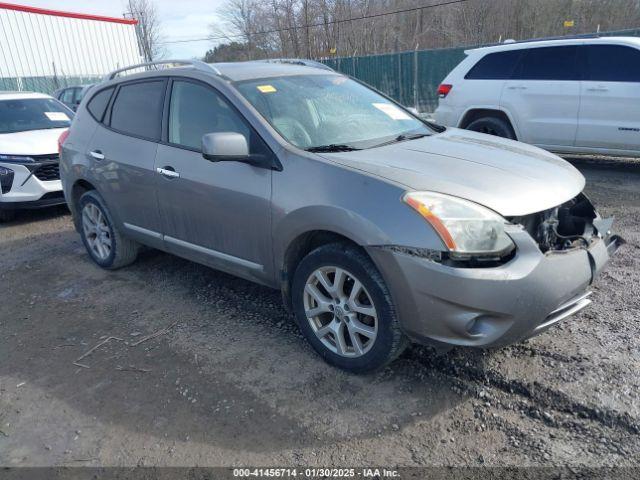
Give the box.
[78,190,139,269]
[292,242,408,373]
[466,116,516,140]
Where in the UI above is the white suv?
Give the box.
[0,92,72,221]
[434,37,640,157]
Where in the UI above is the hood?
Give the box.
[319,128,585,216]
[0,128,67,156]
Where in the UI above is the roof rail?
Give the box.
[465,32,609,54]
[493,32,604,47]
[257,58,334,71]
[103,59,222,81]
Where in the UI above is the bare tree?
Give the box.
[127,0,165,62]
[210,0,640,61]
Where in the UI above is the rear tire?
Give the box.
[291,242,408,373]
[0,209,16,223]
[78,191,139,269]
[466,116,516,140]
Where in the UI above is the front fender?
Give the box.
[274,204,391,268]
[272,155,448,274]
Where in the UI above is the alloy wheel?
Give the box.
[303,266,378,358]
[82,203,112,261]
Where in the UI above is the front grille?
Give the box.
[508,194,596,253]
[31,153,60,162]
[32,162,60,181]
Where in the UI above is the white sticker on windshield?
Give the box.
[372,103,411,120]
[44,111,70,122]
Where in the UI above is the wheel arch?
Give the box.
[458,107,519,139]
[274,197,447,309]
[280,229,373,312]
[70,178,98,230]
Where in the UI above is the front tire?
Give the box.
[78,191,139,269]
[466,116,516,140]
[291,243,408,373]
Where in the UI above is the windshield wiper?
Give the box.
[306,144,361,153]
[371,132,430,149]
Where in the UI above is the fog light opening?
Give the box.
[466,317,487,338]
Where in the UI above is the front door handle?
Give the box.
[156,167,180,179]
[507,85,527,90]
[89,150,105,160]
[586,87,609,92]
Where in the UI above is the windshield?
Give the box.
[0,98,73,134]
[235,74,432,150]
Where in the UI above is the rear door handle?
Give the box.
[156,167,180,179]
[89,150,105,161]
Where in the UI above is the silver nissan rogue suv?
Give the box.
[59,59,622,373]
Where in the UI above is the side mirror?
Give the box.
[202,132,249,161]
[202,131,280,170]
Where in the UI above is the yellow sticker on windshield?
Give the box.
[257,85,277,93]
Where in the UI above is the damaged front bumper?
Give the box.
[367,225,622,349]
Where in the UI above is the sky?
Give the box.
[21,0,227,59]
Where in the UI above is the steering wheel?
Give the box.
[273,117,313,148]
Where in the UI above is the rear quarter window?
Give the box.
[86,87,114,122]
[582,45,640,82]
[465,50,524,79]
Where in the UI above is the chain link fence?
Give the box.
[0,75,104,95]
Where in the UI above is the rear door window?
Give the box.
[512,46,579,81]
[109,80,166,140]
[465,50,524,79]
[581,45,640,82]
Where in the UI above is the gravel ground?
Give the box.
[0,161,638,468]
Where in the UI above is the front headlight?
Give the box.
[403,191,514,256]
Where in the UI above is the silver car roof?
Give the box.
[212,61,336,81]
[102,59,337,85]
